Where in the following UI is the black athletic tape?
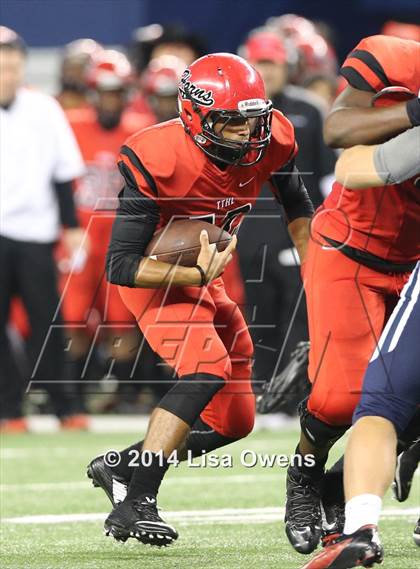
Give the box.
[195,264,207,286]
[157,373,225,426]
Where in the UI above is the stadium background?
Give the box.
[2,0,420,55]
[1,2,419,568]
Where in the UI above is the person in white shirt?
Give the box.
[0,26,88,432]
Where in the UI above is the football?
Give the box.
[144,219,232,267]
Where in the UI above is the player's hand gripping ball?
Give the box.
[145,219,232,267]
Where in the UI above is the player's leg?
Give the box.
[198,277,255,439]
[101,284,232,544]
[88,281,254,516]
[301,263,420,568]
[113,277,254,469]
[87,279,253,504]
[285,238,394,554]
[322,410,420,546]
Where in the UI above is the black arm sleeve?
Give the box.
[269,160,315,222]
[105,162,160,287]
[53,180,79,228]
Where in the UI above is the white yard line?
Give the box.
[2,507,418,526]
[0,474,281,492]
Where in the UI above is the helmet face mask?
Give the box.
[198,102,273,166]
[178,53,273,166]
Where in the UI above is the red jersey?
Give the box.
[118,109,297,232]
[341,35,420,94]
[67,107,154,219]
[316,35,420,263]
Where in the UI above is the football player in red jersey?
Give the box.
[61,50,154,410]
[299,125,420,569]
[283,35,420,556]
[86,52,314,545]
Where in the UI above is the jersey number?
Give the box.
[189,203,252,234]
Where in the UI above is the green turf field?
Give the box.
[1,427,418,569]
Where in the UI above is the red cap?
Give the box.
[243,32,287,64]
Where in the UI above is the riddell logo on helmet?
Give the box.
[179,70,215,107]
[238,99,266,111]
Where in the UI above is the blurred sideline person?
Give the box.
[61,50,154,412]
[0,27,87,432]
[129,24,206,116]
[265,13,339,108]
[141,54,186,123]
[57,38,103,110]
[130,23,206,74]
[301,126,420,569]
[237,30,336,392]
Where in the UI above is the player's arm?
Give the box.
[106,165,235,288]
[269,159,314,264]
[324,85,413,148]
[335,126,420,189]
[106,196,198,289]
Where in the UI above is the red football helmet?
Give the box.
[87,49,133,91]
[178,53,272,166]
[294,33,337,83]
[266,14,315,41]
[142,55,186,96]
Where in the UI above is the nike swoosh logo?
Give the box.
[239,177,255,188]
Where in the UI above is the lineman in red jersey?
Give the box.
[86,53,314,545]
[283,34,420,555]
[61,50,154,408]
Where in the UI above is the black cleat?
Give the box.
[87,455,128,506]
[413,518,420,547]
[256,341,311,414]
[104,494,178,546]
[285,465,323,554]
[322,502,346,548]
[299,525,384,569]
[392,446,419,502]
[321,470,345,547]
